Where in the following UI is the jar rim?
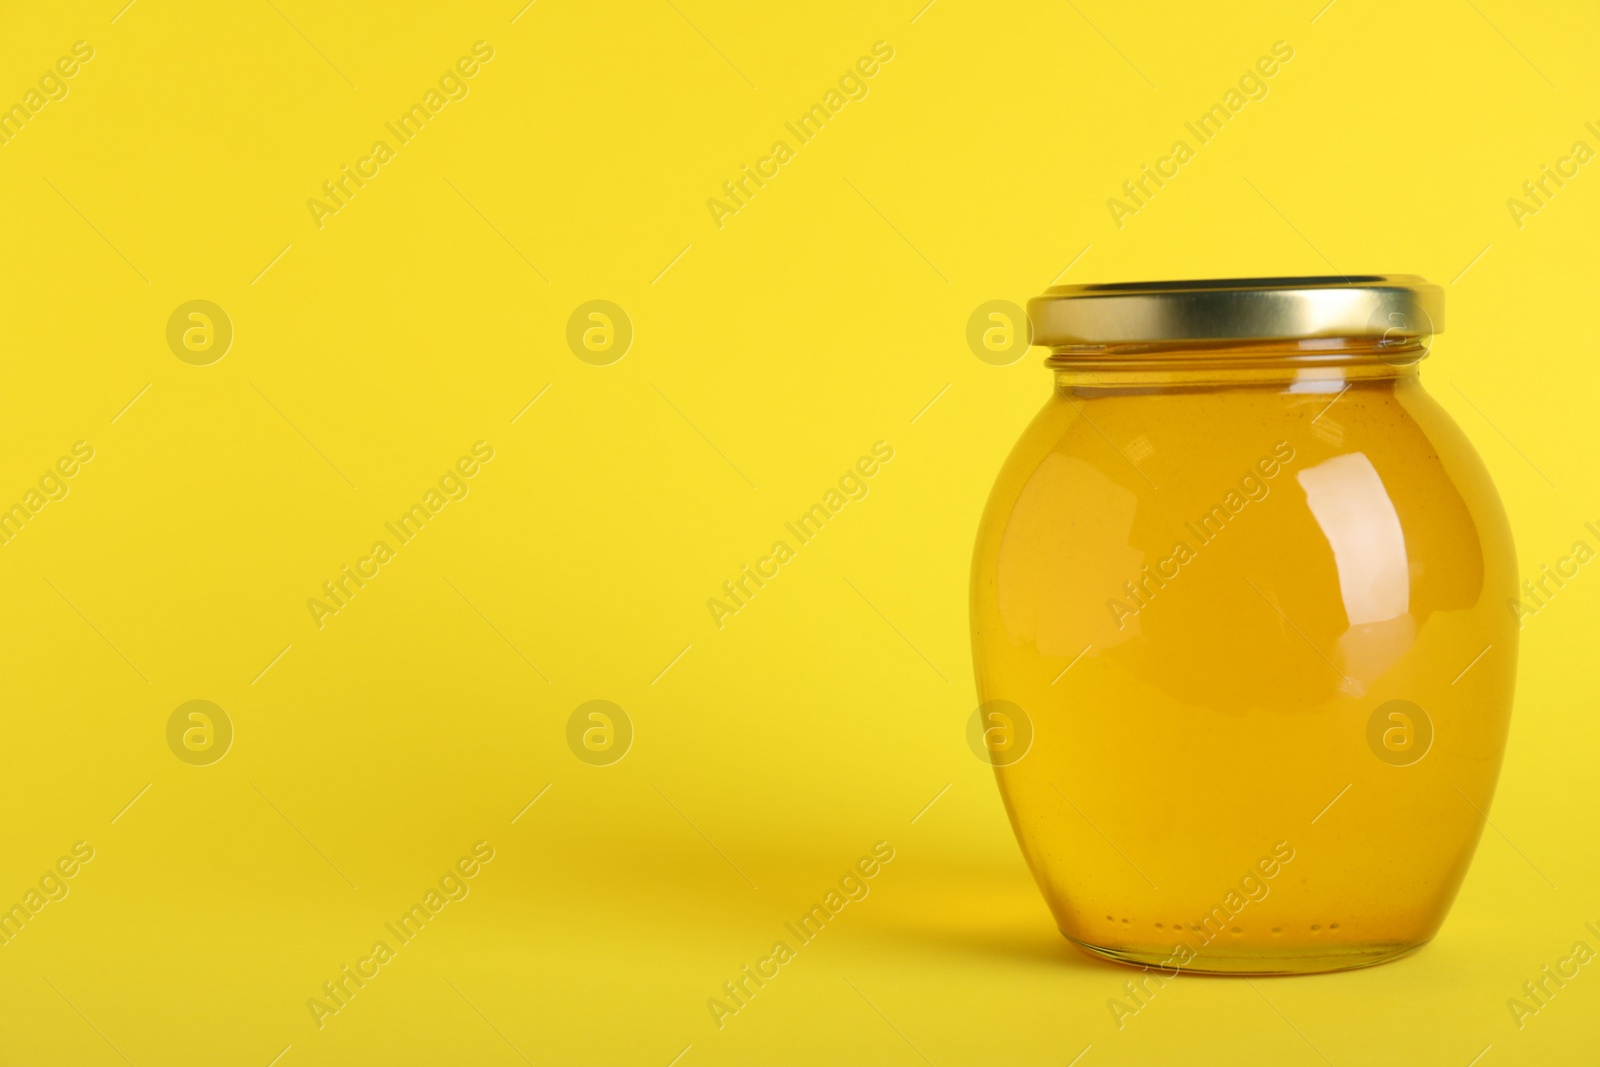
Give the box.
[1027,274,1443,348]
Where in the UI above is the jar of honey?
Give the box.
[969,276,1517,974]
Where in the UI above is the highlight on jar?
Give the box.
[968,276,1517,976]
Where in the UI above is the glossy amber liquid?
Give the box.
[970,355,1516,974]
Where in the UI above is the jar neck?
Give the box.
[1047,336,1426,391]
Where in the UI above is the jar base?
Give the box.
[1063,932,1429,976]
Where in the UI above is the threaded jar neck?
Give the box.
[1048,336,1426,391]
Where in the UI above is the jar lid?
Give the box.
[1027,275,1444,347]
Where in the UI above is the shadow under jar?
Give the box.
[969,276,1518,975]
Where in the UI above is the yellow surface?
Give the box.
[0,1,1595,1063]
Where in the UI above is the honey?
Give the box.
[970,277,1517,974]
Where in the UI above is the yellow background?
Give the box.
[1,0,1597,1063]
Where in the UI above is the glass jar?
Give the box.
[969,276,1517,975]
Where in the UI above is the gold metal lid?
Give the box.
[1027,275,1443,347]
